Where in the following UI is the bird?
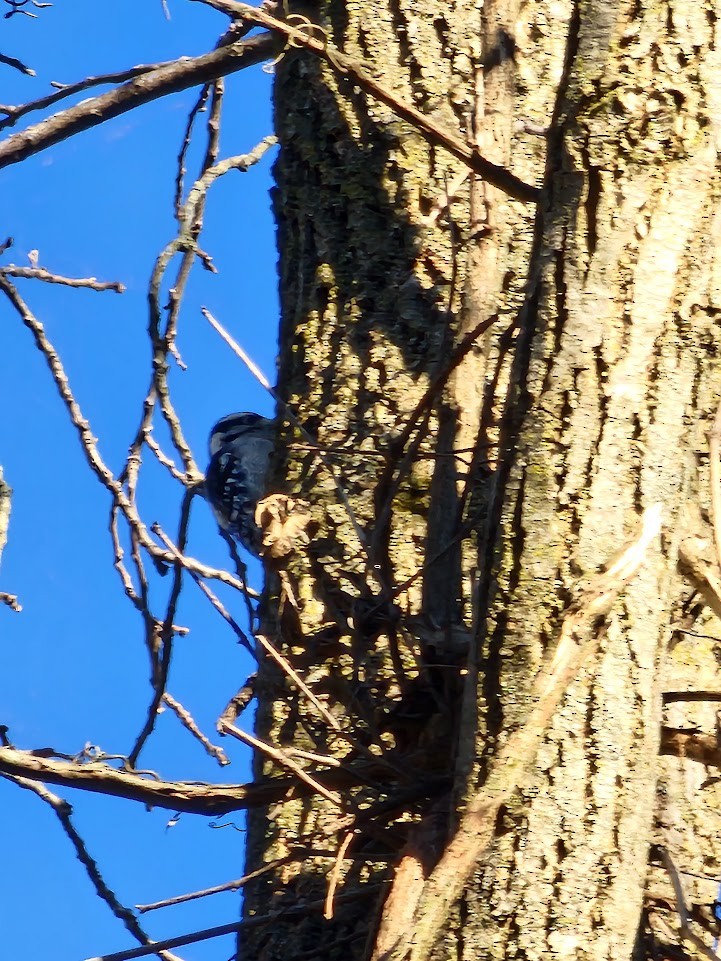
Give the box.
[204,412,275,555]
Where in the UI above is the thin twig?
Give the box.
[660,846,721,960]
[128,486,195,767]
[174,83,211,218]
[86,887,381,961]
[219,721,344,807]
[162,692,230,766]
[0,265,125,291]
[0,33,278,170]
[0,63,174,130]
[0,744,374,814]
[0,51,35,76]
[143,432,187,483]
[324,831,354,919]
[153,522,257,656]
[149,138,277,475]
[255,633,348,737]
[135,856,294,913]
[202,79,224,172]
[0,273,246,590]
[3,774,182,961]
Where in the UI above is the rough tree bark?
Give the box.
[241,2,721,961]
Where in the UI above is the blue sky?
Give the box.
[1,4,277,958]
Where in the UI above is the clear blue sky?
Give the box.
[1,4,277,958]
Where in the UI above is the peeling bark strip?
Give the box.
[0,468,10,567]
[371,508,662,961]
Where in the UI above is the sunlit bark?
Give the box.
[242,2,721,960]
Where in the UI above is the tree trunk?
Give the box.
[241,2,721,960]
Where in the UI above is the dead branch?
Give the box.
[193,0,540,203]
[161,692,230,766]
[153,521,257,656]
[219,721,344,807]
[5,774,183,961]
[0,51,35,76]
[324,831,354,919]
[135,856,293,913]
[128,486,196,767]
[0,32,278,170]
[0,745,403,814]
[86,887,381,961]
[174,83,213,218]
[0,61,173,130]
[148,137,276,477]
[0,264,125,291]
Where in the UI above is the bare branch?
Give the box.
[173,83,212,218]
[0,51,35,76]
[86,888,381,961]
[192,0,540,202]
[128,485,196,767]
[0,62,172,130]
[148,137,277,476]
[135,856,293,913]
[4,775,183,961]
[219,721,344,808]
[154,520,257,656]
[0,273,246,591]
[1,264,125,291]
[0,32,278,171]
[162,692,230,766]
[324,831,354,919]
[0,746,409,814]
